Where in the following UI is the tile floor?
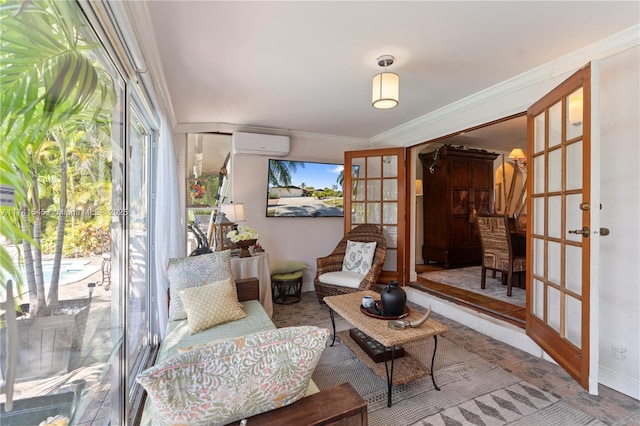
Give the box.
[274,291,640,426]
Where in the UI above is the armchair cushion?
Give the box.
[318,271,365,289]
[342,240,377,275]
[137,326,329,426]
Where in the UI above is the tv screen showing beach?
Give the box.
[267,159,355,217]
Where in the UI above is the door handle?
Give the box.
[568,227,590,237]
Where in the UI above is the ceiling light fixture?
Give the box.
[372,55,399,109]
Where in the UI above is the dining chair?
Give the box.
[475,215,526,297]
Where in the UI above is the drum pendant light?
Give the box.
[372,55,399,109]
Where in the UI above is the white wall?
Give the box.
[595,46,640,398]
[231,134,371,292]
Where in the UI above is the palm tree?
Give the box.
[268,160,305,188]
[1,0,115,315]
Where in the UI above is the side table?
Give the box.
[230,252,273,317]
[271,270,303,304]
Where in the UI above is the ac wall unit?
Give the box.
[232,132,290,157]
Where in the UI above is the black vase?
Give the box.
[381,280,406,317]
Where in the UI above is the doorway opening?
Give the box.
[410,114,527,328]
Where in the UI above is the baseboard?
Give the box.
[598,365,640,400]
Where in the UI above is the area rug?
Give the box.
[336,330,428,385]
[419,266,526,307]
[312,334,604,426]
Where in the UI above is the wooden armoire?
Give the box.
[419,147,498,268]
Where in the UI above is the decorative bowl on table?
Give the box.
[360,300,409,320]
[236,239,257,258]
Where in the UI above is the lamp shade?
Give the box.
[221,203,245,222]
[508,148,526,161]
[568,94,583,126]
[416,179,423,196]
[372,72,399,109]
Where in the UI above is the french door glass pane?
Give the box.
[383,179,397,201]
[533,279,544,318]
[548,148,562,192]
[548,196,562,238]
[354,180,365,201]
[548,241,561,284]
[382,155,398,177]
[533,155,545,194]
[533,238,544,276]
[367,157,381,178]
[549,101,562,147]
[382,203,397,224]
[383,226,397,247]
[352,203,364,223]
[565,245,582,295]
[127,111,150,388]
[366,203,380,223]
[566,295,582,346]
[566,141,583,191]
[383,248,397,270]
[367,180,381,201]
[533,198,545,235]
[548,286,561,332]
[534,113,546,153]
[566,88,584,140]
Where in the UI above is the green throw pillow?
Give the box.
[270,260,310,275]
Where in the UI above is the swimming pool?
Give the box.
[20,259,101,286]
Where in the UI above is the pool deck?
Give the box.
[7,255,113,425]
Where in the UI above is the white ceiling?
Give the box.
[143,1,638,149]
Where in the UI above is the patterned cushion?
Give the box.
[168,251,233,321]
[136,326,329,426]
[179,278,247,334]
[342,240,377,275]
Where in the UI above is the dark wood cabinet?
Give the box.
[420,147,498,268]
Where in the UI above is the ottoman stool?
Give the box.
[271,270,303,304]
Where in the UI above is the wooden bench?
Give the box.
[228,382,367,426]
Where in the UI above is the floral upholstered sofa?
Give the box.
[137,251,366,426]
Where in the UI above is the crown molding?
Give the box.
[371,24,640,148]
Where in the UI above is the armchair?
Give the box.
[476,215,526,297]
[314,224,387,303]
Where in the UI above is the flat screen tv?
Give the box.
[266,159,353,217]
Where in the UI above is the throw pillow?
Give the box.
[270,260,310,275]
[342,240,377,275]
[136,326,329,426]
[179,278,247,334]
[167,250,232,321]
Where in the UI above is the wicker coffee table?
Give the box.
[324,290,448,407]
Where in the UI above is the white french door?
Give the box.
[344,148,406,284]
[526,64,599,392]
